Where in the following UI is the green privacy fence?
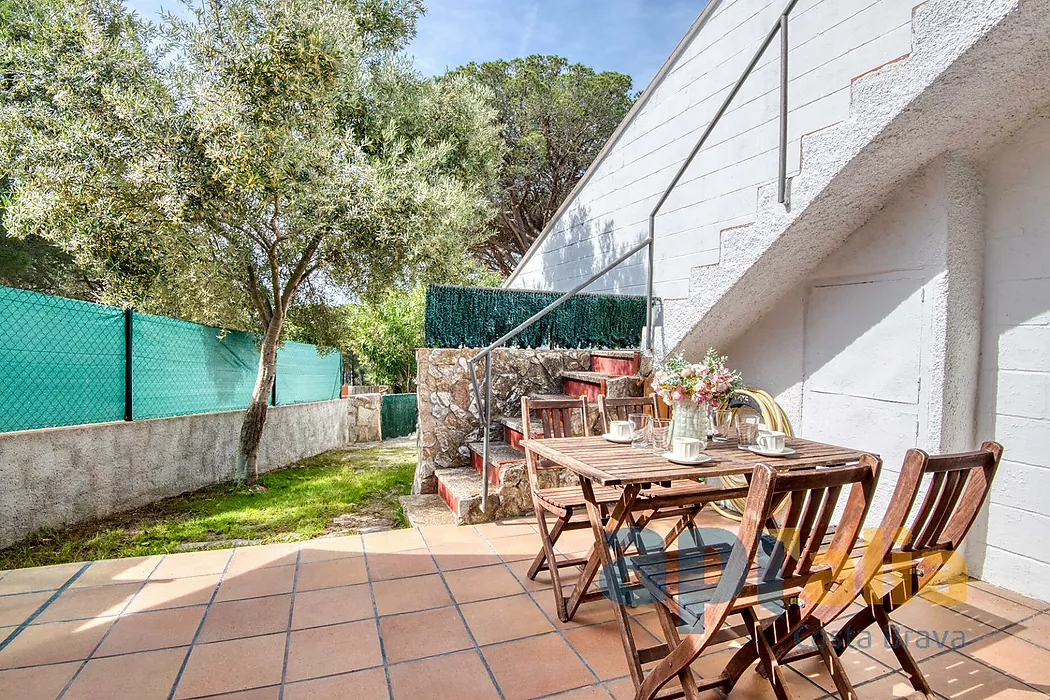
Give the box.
[424,284,647,349]
[381,393,417,439]
[0,286,343,433]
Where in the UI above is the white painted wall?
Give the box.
[509,0,916,300]
[723,115,1050,602]
[968,116,1050,600]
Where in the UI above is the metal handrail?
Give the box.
[469,0,797,511]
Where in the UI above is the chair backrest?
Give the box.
[520,396,591,474]
[597,395,658,434]
[705,457,880,631]
[884,441,1003,556]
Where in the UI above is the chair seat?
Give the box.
[536,484,623,511]
[633,542,832,629]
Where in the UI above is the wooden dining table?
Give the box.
[519,434,870,690]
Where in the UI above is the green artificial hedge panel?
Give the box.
[424,284,646,349]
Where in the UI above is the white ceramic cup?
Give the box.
[672,437,702,461]
[609,420,633,440]
[757,430,787,452]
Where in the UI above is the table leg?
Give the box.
[580,480,645,688]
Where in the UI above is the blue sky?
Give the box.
[125,0,703,89]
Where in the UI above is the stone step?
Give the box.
[467,440,525,487]
[398,494,456,528]
[497,415,544,450]
[561,371,646,402]
[434,466,532,525]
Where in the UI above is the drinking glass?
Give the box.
[736,413,760,447]
[651,419,672,454]
[711,409,734,442]
[628,413,651,449]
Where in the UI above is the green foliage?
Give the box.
[449,55,635,273]
[344,283,425,392]
[0,443,416,569]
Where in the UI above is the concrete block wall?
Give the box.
[970,114,1050,599]
[0,398,361,548]
[509,0,916,300]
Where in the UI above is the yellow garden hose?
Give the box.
[710,388,794,521]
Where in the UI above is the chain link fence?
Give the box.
[0,286,343,433]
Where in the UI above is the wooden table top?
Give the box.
[521,435,871,486]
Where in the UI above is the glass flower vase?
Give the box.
[671,399,709,448]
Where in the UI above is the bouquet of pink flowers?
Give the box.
[652,349,744,409]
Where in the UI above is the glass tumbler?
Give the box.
[736,413,760,447]
[651,419,672,454]
[628,413,651,449]
[711,409,734,442]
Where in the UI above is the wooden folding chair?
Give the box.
[772,441,1004,699]
[629,458,880,700]
[522,396,625,621]
[597,394,659,434]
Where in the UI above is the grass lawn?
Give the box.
[0,442,416,570]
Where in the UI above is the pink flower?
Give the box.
[672,390,683,402]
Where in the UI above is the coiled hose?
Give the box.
[710,388,795,521]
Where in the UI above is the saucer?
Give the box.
[657,452,713,466]
[746,446,797,458]
[602,433,633,444]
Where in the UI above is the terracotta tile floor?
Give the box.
[0,514,1047,700]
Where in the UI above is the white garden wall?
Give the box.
[509,0,916,299]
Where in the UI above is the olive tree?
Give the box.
[2,0,500,484]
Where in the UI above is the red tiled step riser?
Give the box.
[591,355,638,376]
[562,378,603,402]
[437,478,461,518]
[470,450,502,487]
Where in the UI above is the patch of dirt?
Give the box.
[320,497,398,537]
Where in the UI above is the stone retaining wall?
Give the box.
[413,348,591,494]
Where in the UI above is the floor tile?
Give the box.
[890,595,996,659]
[786,643,891,693]
[64,647,185,700]
[388,649,500,700]
[71,556,163,588]
[227,543,300,572]
[363,528,426,554]
[124,574,222,613]
[96,605,206,656]
[474,522,537,540]
[0,563,84,595]
[197,594,292,643]
[299,536,364,564]
[481,632,597,700]
[917,648,1044,698]
[926,582,1041,630]
[534,589,618,630]
[292,584,375,629]
[0,591,51,627]
[691,648,824,700]
[379,606,473,663]
[965,630,1050,686]
[367,549,439,581]
[562,618,659,681]
[285,667,389,700]
[420,524,486,547]
[967,580,1049,612]
[0,661,80,700]
[216,565,296,602]
[549,686,612,700]
[285,619,383,682]
[206,687,281,700]
[151,549,233,580]
[297,557,368,591]
[443,564,524,604]
[1002,612,1050,652]
[428,541,503,571]
[34,582,141,622]
[552,528,598,556]
[0,618,113,669]
[372,574,451,616]
[487,534,542,563]
[855,670,934,698]
[461,593,553,645]
[173,632,286,698]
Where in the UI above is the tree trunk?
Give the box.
[236,313,284,485]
